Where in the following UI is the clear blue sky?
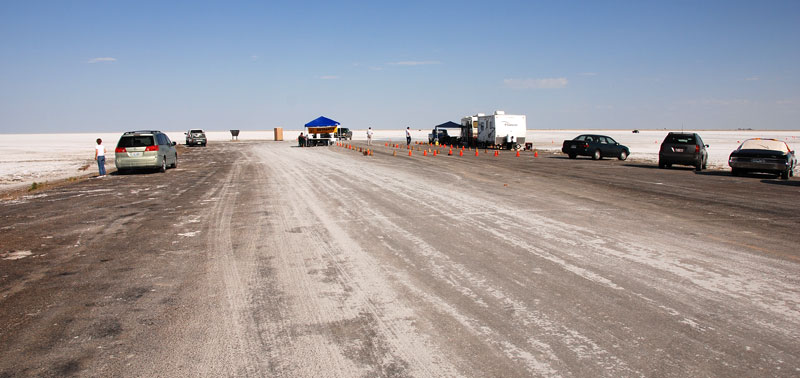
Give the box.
[1,0,798,133]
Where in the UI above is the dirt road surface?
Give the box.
[1,141,799,377]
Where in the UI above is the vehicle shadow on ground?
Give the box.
[622,163,661,169]
[761,179,800,186]
[111,170,161,176]
[693,170,735,177]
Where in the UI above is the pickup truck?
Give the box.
[562,134,630,160]
[335,127,353,141]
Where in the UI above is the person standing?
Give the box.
[405,127,411,146]
[298,132,305,147]
[95,138,107,177]
[366,127,374,145]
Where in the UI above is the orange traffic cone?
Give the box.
[534,150,539,158]
[408,150,412,156]
[448,148,453,156]
[393,150,396,156]
[459,150,463,157]
[423,150,428,156]
[494,150,499,157]
[475,149,479,157]
[515,150,520,157]
[385,142,388,147]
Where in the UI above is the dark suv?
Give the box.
[659,132,708,171]
[185,129,207,146]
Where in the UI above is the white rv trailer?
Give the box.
[475,111,527,149]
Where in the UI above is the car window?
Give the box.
[190,129,204,134]
[739,139,789,152]
[598,137,608,144]
[163,134,172,145]
[666,134,695,144]
[118,135,155,147]
[585,136,594,142]
[574,135,586,141]
[607,137,617,144]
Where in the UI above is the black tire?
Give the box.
[592,150,601,160]
[781,169,790,180]
[159,158,167,173]
[568,154,576,159]
[731,168,741,177]
[172,155,178,168]
[695,161,702,171]
[618,151,628,161]
[658,160,666,169]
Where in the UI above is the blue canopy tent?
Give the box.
[305,116,340,127]
[303,116,340,146]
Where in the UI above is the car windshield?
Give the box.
[190,130,204,134]
[666,134,696,144]
[118,135,155,147]
[739,139,789,152]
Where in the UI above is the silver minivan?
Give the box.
[115,131,178,173]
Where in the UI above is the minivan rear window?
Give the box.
[118,136,155,147]
[665,134,696,144]
[190,129,204,134]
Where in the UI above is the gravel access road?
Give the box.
[1,141,798,377]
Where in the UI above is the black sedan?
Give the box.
[562,134,630,160]
[729,138,796,180]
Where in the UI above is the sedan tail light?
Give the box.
[115,147,126,153]
[144,145,159,152]
[583,143,589,148]
[695,145,700,153]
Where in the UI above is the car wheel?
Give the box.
[658,160,666,169]
[159,158,166,173]
[568,153,576,159]
[172,155,178,168]
[781,169,790,180]
[592,150,601,160]
[695,161,702,171]
[731,168,741,176]
[618,151,628,161]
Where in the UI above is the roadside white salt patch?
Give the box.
[178,231,200,237]
[2,250,32,260]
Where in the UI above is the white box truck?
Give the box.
[476,111,527,149]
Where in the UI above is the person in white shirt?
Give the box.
[95,138,107,177]
[367,127,374,145]
[405,127,411,146]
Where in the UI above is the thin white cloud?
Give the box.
[320,75,340,80]
[389,61,442,66]
[87,57,116,64]
[686,98,751,106]
[776,98,799,105]
[503,77,568,89]
[744,76,759,81]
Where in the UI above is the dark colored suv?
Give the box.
[659,132,708,171]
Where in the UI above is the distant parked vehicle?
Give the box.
[185,129,207,146]
[335,127,353,141]
[729,138,796,180]
[562,134,630,160]
[659,132,708,171]
[115,130,178,173]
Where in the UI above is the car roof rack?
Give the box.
[123,130,161,135]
